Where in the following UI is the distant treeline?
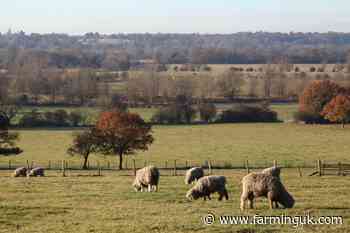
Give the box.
[1,32,350,68]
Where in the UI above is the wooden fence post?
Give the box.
[208,160,212,175]
[48,160,51,170]
[8,160,11,170]
[87,161,90,169]
[125,159,128,170]
[317,160,322,176]
[61,160,66,177]
[144,161,147,168]
[26,160,30,170]
[97,161,101,176]
[165,161,168,169]
[185,161,188,169]
[273,160,277,167]
[297,167,302,177]
[245,160,250,174]
[174,160,177,176]
[133,159,136,176]
[338,162,342,176]
[107,161,110,170]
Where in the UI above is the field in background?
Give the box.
[0,169,348,233]
[168,64,343,74]
[3,123,350,169]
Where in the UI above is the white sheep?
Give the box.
[12,167,27,177]
[133,166,160,192]
[186,175,228,201]
[27,167,45,177]
[184,167,204,184]
[240,172,294,210]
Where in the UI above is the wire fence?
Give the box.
[0,158,336,171]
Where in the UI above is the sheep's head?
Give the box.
[133,179,142,192]
[278,190,295,208]
[186,189,201,200]
[184,176,194,185]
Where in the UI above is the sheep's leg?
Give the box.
[268,199,273,209]
[218,193,223,201]
[240,197,246,211]
[148,184,152,192]
[248,198,254,209]
[207,195,211,200]
[223,189,229,200]
[154,185,158,192]
[274,202,279,208]
[267,192,274,209]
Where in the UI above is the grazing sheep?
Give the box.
[240,173,294,210]
[261,166,281,178]
[186,175,228,201]
[184,167,204,184]
[12,167,27,177]
[27,167,45,177]
[133,166,160,192]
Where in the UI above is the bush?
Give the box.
[216,105,278,123]
[199,103,217,123]
[310,67,316,72]
[200,65,211,72]
[19,109,87,127]
[69,111,87,127]
[151,104,197,124]
[293,111,328,124]
[0,147,23,156]
[19,109,47,127]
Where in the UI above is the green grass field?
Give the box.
[3,103,350,232]
[0,169,348,233]
[2,123,350,169]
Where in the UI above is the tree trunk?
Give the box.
[119,153,123,170]
[82,156,88,169]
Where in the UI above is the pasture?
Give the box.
[2,122,350,170]
[2,106,350,232]
[0,169,348,233]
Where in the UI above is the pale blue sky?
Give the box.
[1,0,349,34]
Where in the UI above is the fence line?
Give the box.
[3,158,350,177]
[0,158,340,171]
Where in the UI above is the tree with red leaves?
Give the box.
[296,80,347,124]
[322,95,350,128]
[299,80,343,115]
[95,111,153,170]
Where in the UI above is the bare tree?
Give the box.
[217,69,245,101]
[262,64,275,98]
[247,76,259,97]
[273,72,287,97]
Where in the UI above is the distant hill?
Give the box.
[1,31,350,66]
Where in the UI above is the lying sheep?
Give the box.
[261,166,281,178]
[27,167,45,177]
[184,167,204,184]
[12,167,27,177]
[133,166,160,192]
[186,175,228,201]
[240,173,294,210]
